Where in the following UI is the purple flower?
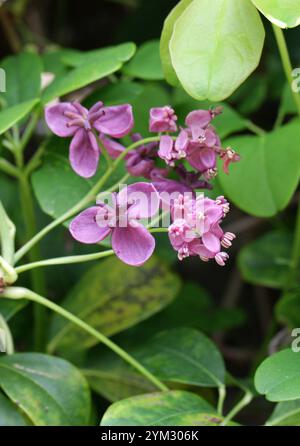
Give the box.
[168,193,235,266]
[45,101,134,178]
[149,106,178,133]
[102,133,159,179]
[219,147,241,175]
[69,183,160,266]
[158,130,188,166]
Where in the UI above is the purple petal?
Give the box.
[45,102,80,137]
[175,129,189,152]
[158,135,173,162]
[187,147,216,172]
[69,207,111,244]
[202,232,221,254]
[93,104,134,138]
[118,182,160,219]
[185,110,212,140]
[70,129,99,178]
[100,136,125,160]
[190,241,215,259]
[112,223,155,266]
[126,155,155,178]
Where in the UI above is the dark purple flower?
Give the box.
[101,133,159,179]
[45,101,134,178]
[70,183,160,266]
[149,106,178,133]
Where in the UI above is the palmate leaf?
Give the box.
[47,256,181,353]
[0,353,91,426]
[169,0,265,101]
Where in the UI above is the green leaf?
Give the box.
[251,0,300,28]
[130,83,171,135]
[31,149,125,219]
[0,353,91,426]
[169,0,265,101]
[0,52,42,107]
[266,400,300,426]
[255,349,300,402]
[82,351,156,402]
[100,390,215,426]
[218,121,300,217]
[0,99,39,136]
[105,281,244,355]
[42,49,71,78]
[238,231,292,289]
[123,40,163,80]
[48,256,180,353]
[135,327,225,387]
[276,291,300,328]
[230,74,268,115]
[83,81,143,109]
[61,43,136,68]
[0,392,27,426]
[160,0,194,86]
[42,58,122,104]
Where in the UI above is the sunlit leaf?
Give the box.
[169,0,265,101]
[251,0,300,28]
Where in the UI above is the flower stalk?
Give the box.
[1,287,168,392]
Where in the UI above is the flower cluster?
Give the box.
[45,101,239,267]
[169,193,235,265]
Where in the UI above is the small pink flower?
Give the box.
[45,101,134,178]
[168,194,235,266]
[149,106,178,133]
[69,183,159,266]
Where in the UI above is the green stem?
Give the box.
[149,228,169,233]
[15,250,114,274]
[93,130,112,168]
[245,120,266,136]
[217,385,226,416]
[1,287,168,392]
[14,137,162,264]
[220,392,253,426]
[272,24,300,116]
[0,158,20,178]
[19,109,41,153]
[18,172,47,350]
